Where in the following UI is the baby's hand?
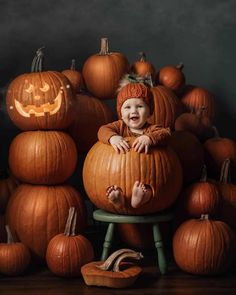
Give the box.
[132,135,151,154]
[109,136,130,153]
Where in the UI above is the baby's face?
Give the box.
[121,98,150,130]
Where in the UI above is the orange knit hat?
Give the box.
[116,75,154,118]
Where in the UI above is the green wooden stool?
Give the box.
[93,209,174,275]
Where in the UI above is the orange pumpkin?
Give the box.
[82,38,129,100]
[131,52,156,79]
[173,215,236,275]
[68,93,113,153]
[9,130,77,185]
[157,63,185,94]
[148,86,183,129]
[6,184,87,262]
[83,138,182,215]
[62,59,83,94]
[6,48,75,130]
[0,225,31,276]
[46,207,94,277]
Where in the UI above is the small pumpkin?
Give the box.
[6,184,87,262]
[173,215,236,275]
[62,59,83,94]
[9,130,77,185]
[6,47,75,130]
[181,86,215,121]
[81,248,143,288]
[0,169,19,214]
[131,52,156,79]
[219,159,236,232]
[0,225,31,276]
[82,37,129,100]
[67,93,113,153]
[46,207,94,277]
[157,63,185,94]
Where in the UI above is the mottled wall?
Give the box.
[0,0,236,169]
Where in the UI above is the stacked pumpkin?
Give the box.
[5,48,88,266]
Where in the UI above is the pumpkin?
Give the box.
[204,127,236,183]
[148,86,183,129]
[173,215,236,275]
[9,130,77,185]
[181,86,215,121]
[83,137,183,215]
[0,225,31,276]
[6,184,87,262]
[174,107,213,142]
[168,131,204,185]
[176,166,220,218]
[131,52,156,79]
[0,169,19,214]
[62,59,83,94]
[6,47,75,130]
[81,248,143,288]
[157,63,185,94]
[46,207,94,277]
[219,159,236,232]
[82,38,129,100]
[68,93,113,153]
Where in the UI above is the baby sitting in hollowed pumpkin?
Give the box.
[98,75,171,210]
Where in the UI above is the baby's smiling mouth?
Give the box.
[130,115,139,121]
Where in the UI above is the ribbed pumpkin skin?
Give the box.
[83,139,182,215]
[68,94,113,153]
[204,137,236,183]
[0,175,19,214]
[0,243,31,276]
[131,61,156,79]
[173,218,236,275]
[62,70,83,94]
[9,131,77,185]
[82,53,129,100]
[6,184,87,261]
[46,234,94,277]
[148,86,183,129]
[168,131,204,185]
[6,71,75,130]
[181,87,215,121]
[158,65,185,93]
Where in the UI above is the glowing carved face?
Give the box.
[9,80,71,118]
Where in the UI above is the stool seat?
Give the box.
[93,209,174,275]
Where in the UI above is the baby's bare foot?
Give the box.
[131,181,152,208]
[106,185,125,209]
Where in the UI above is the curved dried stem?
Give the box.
[71,59,76,70]
[64,207,77,236]
[220,158,231,184]
[176,62,184,70]
[139,51,146,62]
[6,225,14,244]
[99,38,109,55]
[113,251,143,272]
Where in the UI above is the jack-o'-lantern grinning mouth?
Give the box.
[13,91,62,117]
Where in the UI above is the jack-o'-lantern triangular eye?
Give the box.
[40,83,50,92]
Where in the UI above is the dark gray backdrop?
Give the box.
[0,0,236,168]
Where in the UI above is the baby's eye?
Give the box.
[137,105,143,108]
[124,106,131,109]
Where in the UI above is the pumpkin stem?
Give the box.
[97,248,136,271]
[212,126,220,138]
[220,158,231,184]
[112,251,143,272]
[99,38,109,55]
[31,47,45,73]
[200,165,208,182]
[176,62,184,70]
[6,225,14,244]
[70,59,76,70]
[64,207,77,236]
[200,214,209,220]
[139,52,146,62]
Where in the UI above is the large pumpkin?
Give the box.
[148,86,183,129]
[82,38,129,100]
[68,93,113,153]
[6,48,75,130]
[173,215,236,275]
[6,184,87,262]
[83,138,182,215]
[9,130,77,185]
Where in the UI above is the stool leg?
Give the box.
[152,223,167,275]
[101,222,115,261]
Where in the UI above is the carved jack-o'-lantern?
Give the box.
[6,48,75,130]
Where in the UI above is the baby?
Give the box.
[98,75,171,210]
